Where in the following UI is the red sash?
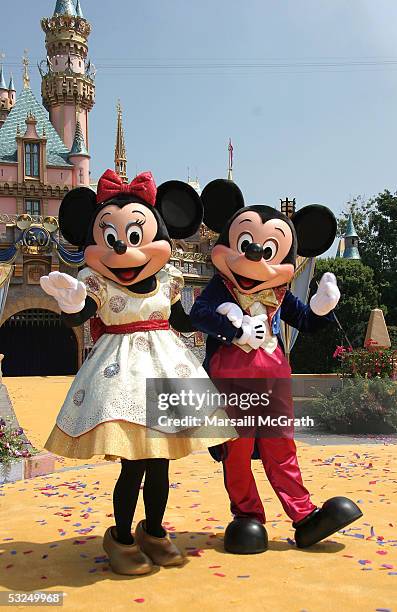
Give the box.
[90,318,169,345]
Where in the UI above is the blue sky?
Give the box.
[2,0,397,225]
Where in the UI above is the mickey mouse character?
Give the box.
[40,169,233,575]
[190,179,362,554]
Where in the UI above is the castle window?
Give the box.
[25,143,40,178]
[25,200,41,216]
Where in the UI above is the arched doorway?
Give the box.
[0,309,78,376]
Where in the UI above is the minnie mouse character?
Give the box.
[40,169,233,575]
[190,179,362,554]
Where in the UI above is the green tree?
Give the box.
[291,258,380,373]
[338,190,397,324]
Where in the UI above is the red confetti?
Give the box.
[214,572,226,577]
[134,599,145,604]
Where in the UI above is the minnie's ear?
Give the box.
[201,179,245,233]
[291,204,337,257]
[156,181,203,238]
[59,187,98,246]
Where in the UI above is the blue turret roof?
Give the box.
[8,74,15,91]
[0,65,7,90]
[75,0,84,18]
[0,87,72,167]
[53,0,77,16]
[70,120,89,156]
[344,213,358,238]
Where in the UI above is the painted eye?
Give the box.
[127,225,143,247]
[103,227,118,248]
[262,239,278,261]
[237,232,254,254]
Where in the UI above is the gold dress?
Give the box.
[45,264,233,461]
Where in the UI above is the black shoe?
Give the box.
[294,497,363,548]
[224,517,268,554]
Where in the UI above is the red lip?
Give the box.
[107,264,147,283]
[232,272,264,291]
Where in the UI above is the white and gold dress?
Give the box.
[45,263,232,461]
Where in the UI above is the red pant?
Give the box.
[222,437,316,524]
[211,343,316,524]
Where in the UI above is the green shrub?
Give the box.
[311,377,397,434]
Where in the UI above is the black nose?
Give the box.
[113,240,127,255]
[244,243,263,262]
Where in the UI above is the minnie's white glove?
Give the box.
[236,314,268,350]
[40,271,87,314]
[216,302,244,328]
[310,272,340,316]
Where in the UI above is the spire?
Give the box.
[75,0,84,18]
[8,73,15,91]
[227,138,233,181]
[53,0,77,16]
[115,101,128,183]
[0,65,6,90]
[22,51,30,90]
[342,213,360,260]
[344,213,358,238]
[70,119,89,155]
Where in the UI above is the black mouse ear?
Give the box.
[59,187,98,246]
[291,204,337,257]
[201,179,245,233]
[155,181,203,238]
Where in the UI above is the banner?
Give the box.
[280,256,316,358]
[0,265,12,323]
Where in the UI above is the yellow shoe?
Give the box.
[135,520,185,567]
[103,526,153,576]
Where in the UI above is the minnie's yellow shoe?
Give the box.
[135,520,185,567]
[103,526,153,575]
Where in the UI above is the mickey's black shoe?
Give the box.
[293,497,363,548]
[224,517,268,554]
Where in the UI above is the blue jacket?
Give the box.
[190,273,335,373]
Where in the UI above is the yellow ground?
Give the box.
[0,377,396,612]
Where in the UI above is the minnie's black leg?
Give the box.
[113,458,146,544]
[143,458,170,537]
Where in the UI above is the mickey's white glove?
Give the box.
[310,272,340,316]
[216,302,244,328]
[235,314,268,350]
[40,271,87,314]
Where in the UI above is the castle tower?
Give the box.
[40,0,95,151]
[69,119,90,186]
[114,101,128,183]
[0,64,16,129]
[342,214,360,260]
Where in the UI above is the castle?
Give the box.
[0,0,214,376]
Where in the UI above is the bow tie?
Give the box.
[96,169,157,206]
[233,287,280,311]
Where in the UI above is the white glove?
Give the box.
[235,313,268,350]
[40,271,87,314]
[310,272,340,316]
[216,302,244,328]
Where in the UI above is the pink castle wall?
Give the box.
[0,197,17,233]
[0,197,17,214]
[70,155,90,187]
[51,54,85,75]
[0,165,18,181]
[47,168,73,186]
[47,199,62,216]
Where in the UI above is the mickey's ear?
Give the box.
[156,181,203,238]
[59,187,97,246]
[291,204,337,257]
[201,179,245,233]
